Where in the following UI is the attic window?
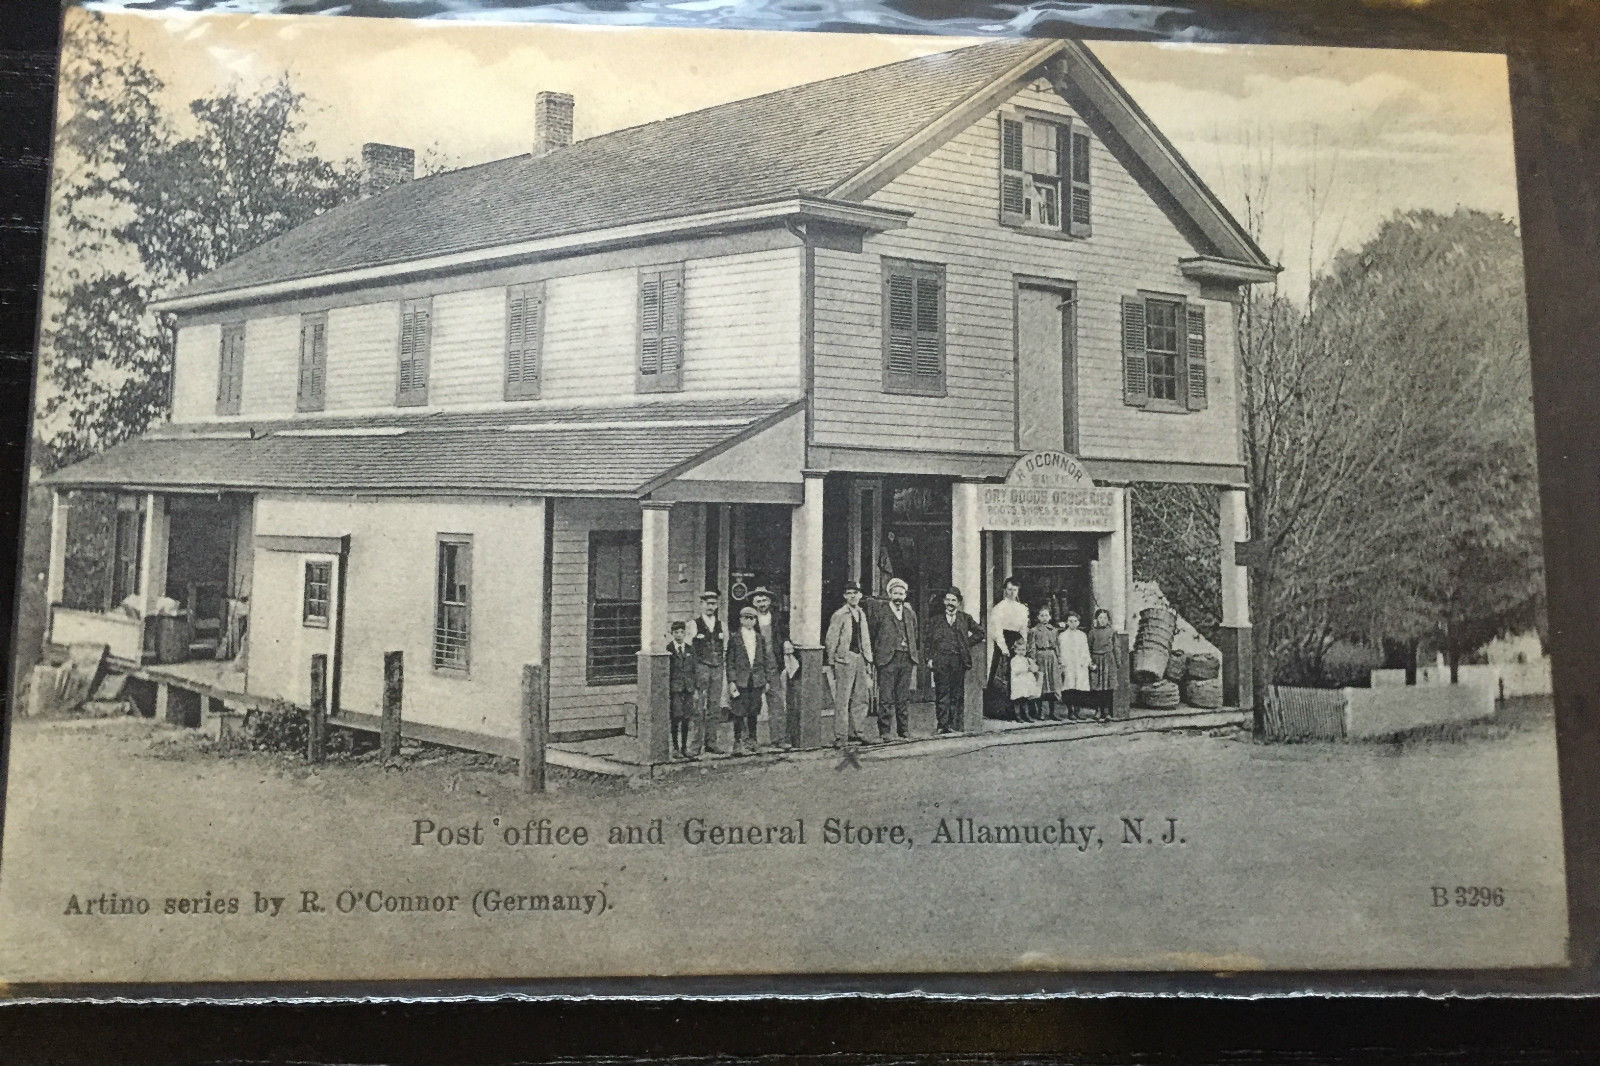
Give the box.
[1000,111,1090,238]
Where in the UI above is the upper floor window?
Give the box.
[882,258,946,397]
[999,112,1091,238]
[637,264,684,393]
[505,282,544,401]
[433,535,471,674]
[397,297,432,407]
[1121,294,1207,412]
[297,312,327,412]
[216,323,245,416]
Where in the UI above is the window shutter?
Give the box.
[886,273,916,376]
[914,275,941,377]
[298,315,326,411]
[1068,128,1092,237]
[1121,297,1149,407]
[1184,304,1208,410]
[217,325,244,415]
[505,284,543,400]
[397,300,430,405]
[638,266,683,392]
[999,115,1026,226]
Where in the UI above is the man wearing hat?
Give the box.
[689,588,728,756]
[748,586,788,748]
[824,580,876,745]
[867,577,920,740]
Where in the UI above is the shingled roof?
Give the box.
[41,398,802,497]
[168,40,1056,302]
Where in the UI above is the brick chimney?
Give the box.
[533,92,574,157]
[360,142,415,198]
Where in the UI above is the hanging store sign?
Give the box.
[978,451,1119,532]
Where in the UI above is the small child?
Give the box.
[1008,633,1042,721]
[666,620,696,758]
[1028,604,1065,721]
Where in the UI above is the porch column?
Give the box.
[1102,486,1132,719]
[951,481,986,733]
[1217,487,1254,709]
[138,493,169,615]
[788,472,826,747]
[46,490,68,606]
[635,501,673,765]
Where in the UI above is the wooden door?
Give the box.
[1016,284,1076,453]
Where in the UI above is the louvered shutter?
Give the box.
[1184,304,1208,410]
[397,299,430,405]
[999,115,1026,226]
[914,276,941,376]
[1121,297,1149,407]
[505,284,543,400]
[886,273,916,377]
[298,315,326,411]
[638,266,683,392]
[1068,128,1092,237]
[217,325,244,415]
[883,261,945,396]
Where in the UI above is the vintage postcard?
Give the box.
[0,9,1566,989]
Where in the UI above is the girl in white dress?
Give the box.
[1008,633,1043,720]
[1057,611,1093,720]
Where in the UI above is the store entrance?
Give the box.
[993,531,1098,625]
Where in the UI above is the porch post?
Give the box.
[1218,487,1254,709]
[636,501,673,765]
[138,493,168,615]
[1107,486,1132,719]
[788,472,826,748]
[46,489,68,607]
[951,481,986,733]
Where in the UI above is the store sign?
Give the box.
[979,451,1119,532]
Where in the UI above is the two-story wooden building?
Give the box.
[40,39,1274,761]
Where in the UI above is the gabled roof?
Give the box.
[41,397,802,497]
[160,39,1272,310]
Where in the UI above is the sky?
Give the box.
[67,10,1521,302]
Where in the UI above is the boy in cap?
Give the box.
[725,605,770,756]
[666,620,696,759]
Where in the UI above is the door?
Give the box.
[848,480,883,594]
[1016,283,1077,453]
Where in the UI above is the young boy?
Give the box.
[667,621,696,758]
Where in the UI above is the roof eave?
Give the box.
[1180,255,1282,285]
[151,197,912,315]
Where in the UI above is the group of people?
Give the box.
[661,574,1120,759]
[984,576,1119,723]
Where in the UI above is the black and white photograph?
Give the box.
[0,8,1565,986]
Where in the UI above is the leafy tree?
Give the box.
[37,12,357,471]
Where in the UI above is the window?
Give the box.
[216,323,245,415]
[586,531,642,685]
[397,298,431,406]
[433,536,471,673]
[505,283,544,400]
[109,505,142,606]
[637,265,683,392]
[882,259,946,396]
[999,112,1090,237]
[1121,295,1208,412]
[302,560,332,628]
[298,312,327,412]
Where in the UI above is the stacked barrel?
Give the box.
[1182,652,1223,708]
[1131,607,1181,710]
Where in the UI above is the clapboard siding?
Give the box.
[171,322,221,422]
[548,498,707,733]
[171,248,802,422]
[325,303,399,410]
[813,79,1241,468]
[430,287,507,405]
[238,315,298,418]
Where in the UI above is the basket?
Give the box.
[1164,649,1189,682]
[1184,652,1221,681]
[1134,678,1181,710]
[1183,676,1223,709]
[1130,645,1170,685]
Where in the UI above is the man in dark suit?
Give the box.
[725,605,770,756]
[666,620,696,759]
[749,586,788,748]
[866,577,919,740]
[925,586,983,735]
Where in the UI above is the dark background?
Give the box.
[3,0,1599,1060]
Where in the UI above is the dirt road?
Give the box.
[0,703,1568,985]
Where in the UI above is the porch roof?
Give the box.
[41,397,803,498]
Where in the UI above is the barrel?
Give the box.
[1185,652,1221,681]
[1130,645,1169,684]
[1183,676,1223,709]
[1164,649,1189,682]
[1135,678,1181,710]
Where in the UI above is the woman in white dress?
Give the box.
[1057,610,1093,720]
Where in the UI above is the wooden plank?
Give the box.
[520,663,548,793]
[381,650,403,758]
[307,653,328,763]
